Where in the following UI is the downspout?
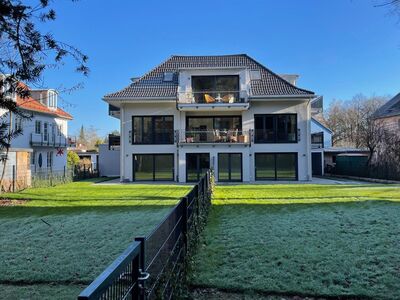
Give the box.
[306,97,313,181]
[120,104,125,182]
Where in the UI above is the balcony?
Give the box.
[31,133,76,147]
[109,104,120,118]
[177,90,249,111]
[177,130,251,145]
[108,134,120,149]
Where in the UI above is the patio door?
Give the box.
[218,153,242,182]
[186,153,210,182]
[133,154,174,181]
[255,153,298,180]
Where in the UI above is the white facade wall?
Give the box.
[2,110,69,172]
[99,144,120,177]
[119,99,312,182]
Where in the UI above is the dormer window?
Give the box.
[48,91,57,108]
[191,75,239,104]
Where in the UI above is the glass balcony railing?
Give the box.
[178,90,248,104]
[177,130,250,144]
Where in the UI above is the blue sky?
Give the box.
[41,0,400,137]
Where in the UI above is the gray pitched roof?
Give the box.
[104,54,314,100]
[373,93,400,119]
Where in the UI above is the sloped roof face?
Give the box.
[373,93,400,119]
[104,54,314,99]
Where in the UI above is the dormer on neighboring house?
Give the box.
[30,89,58,110]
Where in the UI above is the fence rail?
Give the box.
[78,170,213,300]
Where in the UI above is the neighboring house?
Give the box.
[373,93,400,133]
[103,54,319,183]
[310,115,333,176]
[0,81,75,178]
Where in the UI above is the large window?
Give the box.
[254,114,297,143]
[255,153,297,180]
[192,75,240,103]
[218,153,242,182]
[186,153,210,182]
[186,116,242,143]
[132,116,174,144]
[187,116,241,131]
[133,154,174,181]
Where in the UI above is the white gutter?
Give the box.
[249,94,316,100]
[103,97,177,101]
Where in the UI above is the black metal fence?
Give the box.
[78,170,214,300]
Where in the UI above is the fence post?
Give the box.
[134,236,146,300]
[63,165,66,180]
[12,165,15,192]
[50,167,53,186]
[182,197,189,253]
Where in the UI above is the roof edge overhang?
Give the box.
[249,94,316,101]
[311,117,333,133]
[103,96,177,102]
[18,106,73,120]
[177,66,246,71]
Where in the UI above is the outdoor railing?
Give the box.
[108,134,120,149]
[177,130,251,144]
[177,90,248,104]
[30,133,76,147]
[78,170,214,300]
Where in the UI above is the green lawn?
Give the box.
[0,179,190,300]
[190,184,400,300]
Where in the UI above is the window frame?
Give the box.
[14,116,22,131]
[255,152,298,181]
[47,151,53,168]
[218,153,243,182]
[132,115,174,145]
[311,132,324,145]
[254,114,298,144]
[35,120,42,134]
[191,75,240,92]
[186,153,210,182]
[133,153,174,181]
[186,115,242,131]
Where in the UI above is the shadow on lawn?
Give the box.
[0,204,173,218]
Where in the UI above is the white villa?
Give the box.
[1,82,75,176]
[104,54,320,183]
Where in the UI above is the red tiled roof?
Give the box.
[16,84,73,120]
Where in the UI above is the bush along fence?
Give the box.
[78,170,214,300]
[333,156,400,182]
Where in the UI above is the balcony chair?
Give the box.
[222,94,235,103]
[204,94,216,103]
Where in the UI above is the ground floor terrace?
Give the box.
[128,146,311,183]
